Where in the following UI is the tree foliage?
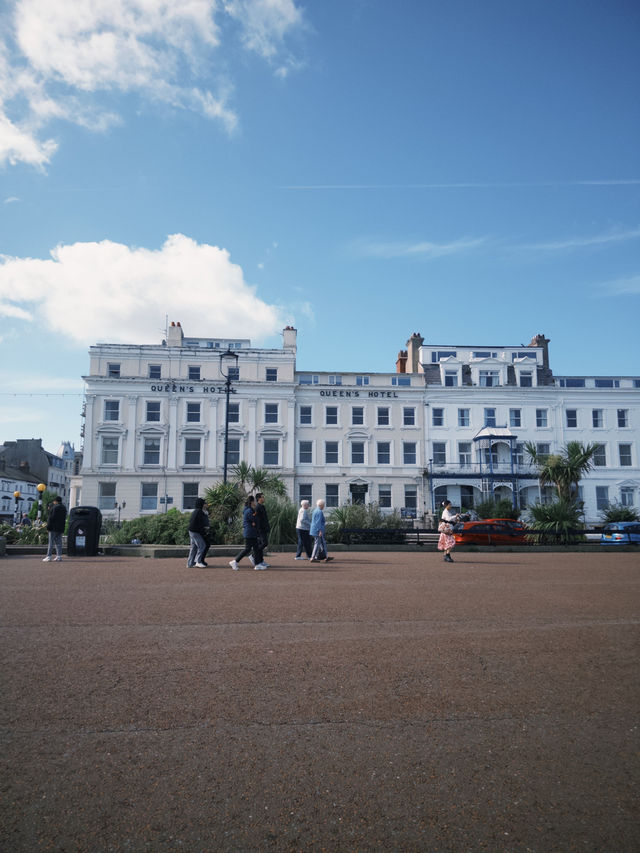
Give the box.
[525,500,586,544]
[525,441,597,503]
[600,502,640,524]
[475,498,520,520]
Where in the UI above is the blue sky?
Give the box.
[1,0,639,453]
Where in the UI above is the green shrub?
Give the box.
[326,502,404,543]
[600,503,640,524]
[525,500,585,544]
[475,498,520,520]
[105,509,190,545]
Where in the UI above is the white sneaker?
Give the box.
[53,556,62,561]
[255,562,268,570]
[195,562,207,568]
[249,554,256,566]
[42,556,52,562]
[294,556,306,560]
[229,560,239,571]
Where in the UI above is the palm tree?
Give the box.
[525,441,597,503]
[247,466,287,497]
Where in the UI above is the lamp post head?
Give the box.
[219,348,239,377]
[37,483,46,494]
[14,490,21,499]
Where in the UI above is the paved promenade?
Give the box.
[1,550,638,852]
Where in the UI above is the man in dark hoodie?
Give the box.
[43,496,67,562]
[187,497,210,568]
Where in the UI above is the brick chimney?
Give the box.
[396,350,408,373]
[167,321,184,347]
[406,332,424,373]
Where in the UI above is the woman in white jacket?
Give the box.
[295,500,313,560]
[437,500,460,563]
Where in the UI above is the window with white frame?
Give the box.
[458,408,470,427]
[328,375,342,386]
[299,484,312,504]
[356,376,369,386]
[325,484,339,507]
[460,485,475,509]
[101,437,119,465]
[536,442,550,460]
[98,482,116,510]
[432,408,444,427]
[404,485,417,511]
[403,407,415,426]
[593,444,606,467]
[351,442,365,464]
[227,438,240,466]
[107,363,120,378]
[377,442,390,464]
[263,439,279,466]
[352,406,364,426]
[141,482,158,511]
[146,401,160,422]
[377,407,390,426]
[403,442,417,465]
[536,409,548,428]
[433,442,446,465]
[265,403,278,424]
[379,485,392,508]
[620,487,634,507]
[186,402,201,423]
[266,368,278,382]
[184,438,201,466]
[479,370,499,387]
[299,405,312,425]
[143,437,160,465]
[519,371,533,387]
[596,486,609,510]
[509,408,521,428]
[444,370,458,387]
[325,406,338,426]
[619,444,632,466]
[484,408,496,427]
[391,375,410,386]
[188,365,201,381]
[182,483,199,510]
[592,409,603,428]
[566,409,578,428]
[458,442,472,466]
[325,442,339,464]
[104,400,119,421]
[228,402,239,423]
[148,364,161,379]
[617,409,629,428]
[299,441,313,464]
[514,443,525,465]
[299,374,319,385]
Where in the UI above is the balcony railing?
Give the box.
[428,461,538,478]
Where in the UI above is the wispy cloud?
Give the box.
[0,233,288,345]
[354,236,489,260]
[282,179,640,189]
[518,226,640,252]
[0,0,305,168]
[3,196,20,203]
[597,274,640,296]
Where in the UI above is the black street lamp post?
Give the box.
[220,348,239,484]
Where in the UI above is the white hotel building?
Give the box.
[78,323,640,525]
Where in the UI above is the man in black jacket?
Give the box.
[187,497,210,568]
[254,492,270,569]
[43,496,67,562]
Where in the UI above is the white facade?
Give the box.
[79,325,640,524]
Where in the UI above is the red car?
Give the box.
[453,518,527,546]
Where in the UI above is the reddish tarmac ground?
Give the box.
[1,550,639,852]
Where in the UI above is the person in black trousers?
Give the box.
[187,497,210,568]
[229,496,265,570]
[43,496,67,562]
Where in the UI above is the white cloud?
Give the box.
[0,233,288,345]
[598,274,640,296]
[520,226,640,252]
[1,0,304,167]
[355,236,488,260]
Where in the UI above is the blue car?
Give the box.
[600,522,640,545]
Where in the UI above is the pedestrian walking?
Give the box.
[42,496,67,562]
[229,496,266,570]
[295,499,313,560]
[187,497,210,568]
[254,492,270,568]
[310,499,333,562]
[437,499,460,563]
